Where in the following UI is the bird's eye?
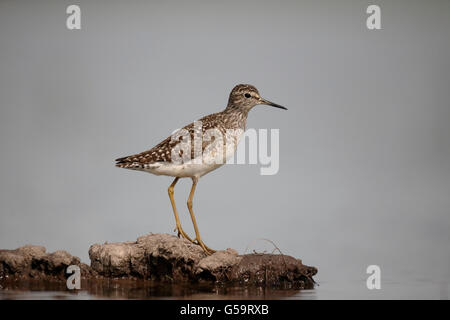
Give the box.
[244,93,251,98]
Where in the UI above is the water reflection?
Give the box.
[1,278,447,299]
[0,279,302,300]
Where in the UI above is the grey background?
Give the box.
[1,0,449,298]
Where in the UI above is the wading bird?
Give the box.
[116,84,287,254]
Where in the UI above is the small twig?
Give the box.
[244,238,285,256]
[244,238,289,271]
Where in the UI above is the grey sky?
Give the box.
[0,0,449,297]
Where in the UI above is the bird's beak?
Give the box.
[258,98,288,110]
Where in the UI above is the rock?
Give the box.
[230,253,317,289]
[1,234,317,288]
[196,248,242,280]
[0,245,92,281]
[89,241,142,277]
[88,233,317,288]
[89,233,209,281]
[0,250,27,274]
[16,245,46,261]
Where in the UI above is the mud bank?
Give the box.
[0,245,94,281]
[1,233,317,289]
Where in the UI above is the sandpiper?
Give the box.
[116,84,287,254]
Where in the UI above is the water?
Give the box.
[1,278,448,300]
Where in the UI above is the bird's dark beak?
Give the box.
[258,98,287,110]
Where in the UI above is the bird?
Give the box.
[115,84,287,254]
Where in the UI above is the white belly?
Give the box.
[144,130,242,178]
[145,161,223,178]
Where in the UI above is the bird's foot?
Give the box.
[193,238,216,255]
[174,226,193,243]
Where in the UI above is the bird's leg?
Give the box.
[187,177,216,255]
[168,177,193,242]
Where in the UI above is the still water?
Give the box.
[1,278,448,300]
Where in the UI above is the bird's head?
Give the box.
[226,84,287,112]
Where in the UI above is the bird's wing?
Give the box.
[115,135,175,167]
[115,113,226,168]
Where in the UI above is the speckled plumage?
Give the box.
[115,84,262,176]
[115,109,247,169]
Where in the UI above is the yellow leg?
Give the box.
[168,177,193,242]
[187,177,216,255]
